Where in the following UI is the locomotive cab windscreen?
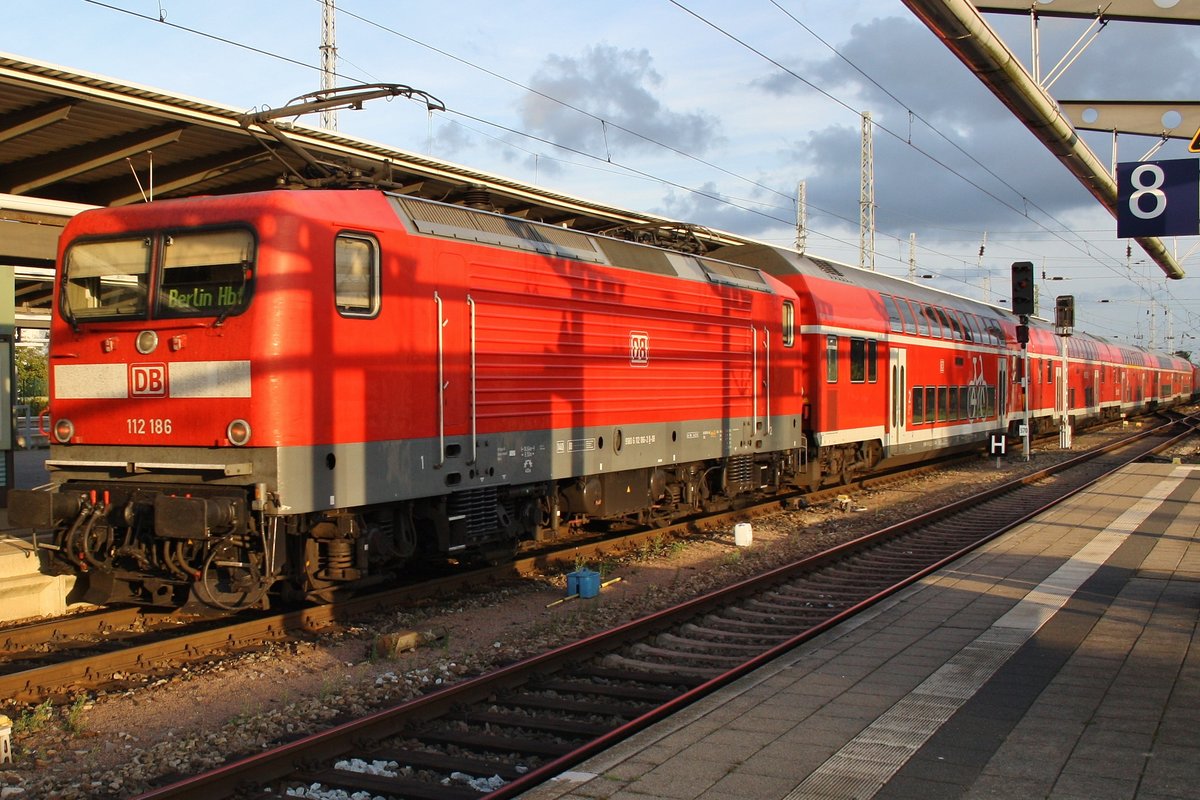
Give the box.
[62,229,255,324]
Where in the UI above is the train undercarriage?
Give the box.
[13,445,818,612]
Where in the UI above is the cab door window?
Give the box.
[335,233,381,318]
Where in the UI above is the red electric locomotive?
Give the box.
[10,187,1193,611]
[11,189,809,609]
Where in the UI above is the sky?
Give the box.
[4,0,1200,351]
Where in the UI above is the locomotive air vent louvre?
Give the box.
[388,195,604,264]
[697,257,770,292]
[533,223,602,254]
[595,238,678,276]
[448,486,513,544]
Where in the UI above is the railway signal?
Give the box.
[1011,261,1035,316]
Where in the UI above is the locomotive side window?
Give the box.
[826,335,838,382]
[157,229,254,319]
[782,301,795,346]
[335,233,381,318]
[63,237,151,321]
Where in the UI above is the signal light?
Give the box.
[1011,261,1035,316]
[1055,295,1075,329]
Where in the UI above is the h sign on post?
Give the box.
[1116,158,1200,238]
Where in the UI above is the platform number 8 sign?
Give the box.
[1116,157,1200,238]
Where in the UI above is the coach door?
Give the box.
[887,347,909,451]
[998,357,1008,430]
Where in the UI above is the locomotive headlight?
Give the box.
[53,418,74,444]
[227,419,251,446]
[136,330,159,354]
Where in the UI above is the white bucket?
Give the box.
[733,522,753,547]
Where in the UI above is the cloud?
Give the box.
[518,44,721,158]
[750,15,1112,242]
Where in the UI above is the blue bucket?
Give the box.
[567,568,601,599]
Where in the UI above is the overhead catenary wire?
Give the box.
[75,0,1195,342]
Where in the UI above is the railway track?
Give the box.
[124,412,1198,800]
[0,445,966,706]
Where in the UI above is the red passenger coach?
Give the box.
[714,244,1012,481]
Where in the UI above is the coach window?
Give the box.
[948,311,962,341]
[925,387,937,422]
[898,299,917,334]
[826,335,839,382]
[335,233,381,318]
[967,314,984,343]
[850,338,866,382]
[867,340,878,382]
[912,387,925,423]
[984,320,1003,346]
[922,306,942,338]
[883,295,903,332]
[913,301,929,336]
[934,307,950,338]
[782,301,795,346]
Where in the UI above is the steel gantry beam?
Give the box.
[976,1,1200,25]
[901,0,1185,279]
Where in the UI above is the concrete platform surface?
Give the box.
[0,448,78,620]
[522,462,1200,800]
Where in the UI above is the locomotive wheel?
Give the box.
[194,538,269,611]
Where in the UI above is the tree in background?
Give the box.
[15,345,47,413]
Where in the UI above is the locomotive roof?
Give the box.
[387,192,786,297]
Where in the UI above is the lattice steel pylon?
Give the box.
[795,180,807,253]
[860,111,876,271]
[320,0,337,131]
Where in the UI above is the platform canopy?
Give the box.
[0,52,747,320]
[0,53,741,244]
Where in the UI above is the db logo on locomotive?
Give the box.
[629,331,649,366]
[130,363,168,397]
